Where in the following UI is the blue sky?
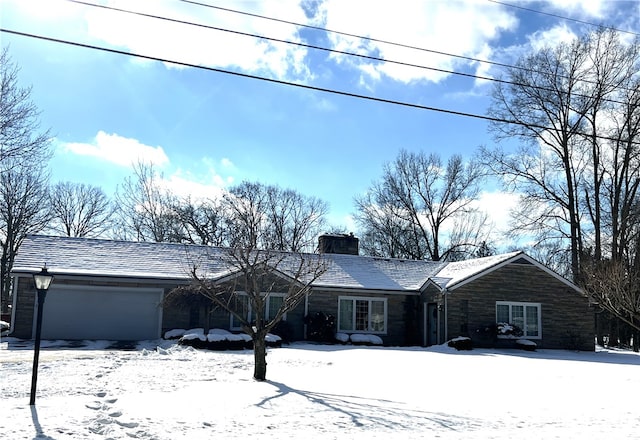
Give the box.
[1,0,639,246]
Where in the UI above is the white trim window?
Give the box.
[230,293,286,330]
[496,301,542,339]
[338,296,387,333]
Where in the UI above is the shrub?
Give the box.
[474,322,524,347]
[304,312,336,343]
[349,334,383,346]
[448,336,473,350]
[496,322,524,338]
[515,339,537,351]
[175,328,281,350]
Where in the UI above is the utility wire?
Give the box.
[178,0,638,93]
[64,1,513,88]
[179,0,518,72]
[487,0,640,37]
[64,0,632,105]
[2,27,637,147]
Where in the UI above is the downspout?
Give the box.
[303,290,310,340]
[9,275,19,336]
[443,288,448,343]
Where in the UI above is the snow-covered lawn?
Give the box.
[1,339,638,439]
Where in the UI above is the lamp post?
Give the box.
[30,266,54,406]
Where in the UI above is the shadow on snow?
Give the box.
[256,380,482,432]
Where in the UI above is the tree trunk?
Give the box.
[253,333,267,381]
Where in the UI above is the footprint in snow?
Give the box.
[86,401,102,410]
[116,420,139,428]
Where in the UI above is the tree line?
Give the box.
[2,28,639,350]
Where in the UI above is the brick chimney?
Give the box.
[318,233,359,255]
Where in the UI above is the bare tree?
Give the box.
[579,29,640,262]
[224,181,328,252]
[262,185,328,252]
[482,29,640,281]
[0,46,51,313]
[171,196,229,246]
[113,161,182,242]
[0,159,51,312]
[602,78,640,264]
[355,150,488,261]
[482,36,592,278]
[169,247,327,381]
[581,254,640,351]
[0,47,50,166]
[48,181,113,237]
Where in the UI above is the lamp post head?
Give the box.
[33,266,54,291]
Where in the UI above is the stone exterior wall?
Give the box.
[11,276,36,339]
[307,289,416,346]
[445,263,594,350]
[161,293,306,341]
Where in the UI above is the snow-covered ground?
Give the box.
[1,339,638,440]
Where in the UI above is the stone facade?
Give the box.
[306,289,417,346]
[422,262,595,351]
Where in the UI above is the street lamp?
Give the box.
[30,266,54,406]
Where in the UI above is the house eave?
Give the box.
[311,285,421,296]
[10,269,191,286]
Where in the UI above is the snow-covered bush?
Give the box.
[349,334,383,346]
[474,322,526,347]
[175,329,281,350]
[448,336,473,350]
[496,322,524,338]
[515,339,537,351]
[164,329,186,339]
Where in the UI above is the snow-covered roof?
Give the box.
[314,253,445,292]
[11,235,577,294]
[432,251,522,289]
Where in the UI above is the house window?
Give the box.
[338,297,387,333]
[496,301,541,339]
[230,293,286,329]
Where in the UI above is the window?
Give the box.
[338,297,387,333]
[230,293,286,329]
[496,301,541,339]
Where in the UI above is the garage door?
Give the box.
[40,285,163,341]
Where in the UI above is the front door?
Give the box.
[426,303,438,346]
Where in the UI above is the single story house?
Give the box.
[9,234,595,350]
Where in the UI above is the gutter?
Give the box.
[312,285,422,296]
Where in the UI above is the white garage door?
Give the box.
[40,285,163,341]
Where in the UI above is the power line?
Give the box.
[487,0,640,37]
[2,27,637,147]
[64,0,513,88]
[179,0,531,75]
[176,0,636,97]
[64,0,633,105]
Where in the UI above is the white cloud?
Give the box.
[319,0,517,84]
[62,131,169,167]
[83,0,312,81]
[162,172,227,201]
[545,0,610,19]
[473,190,520,248]
[527,24,577,51]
